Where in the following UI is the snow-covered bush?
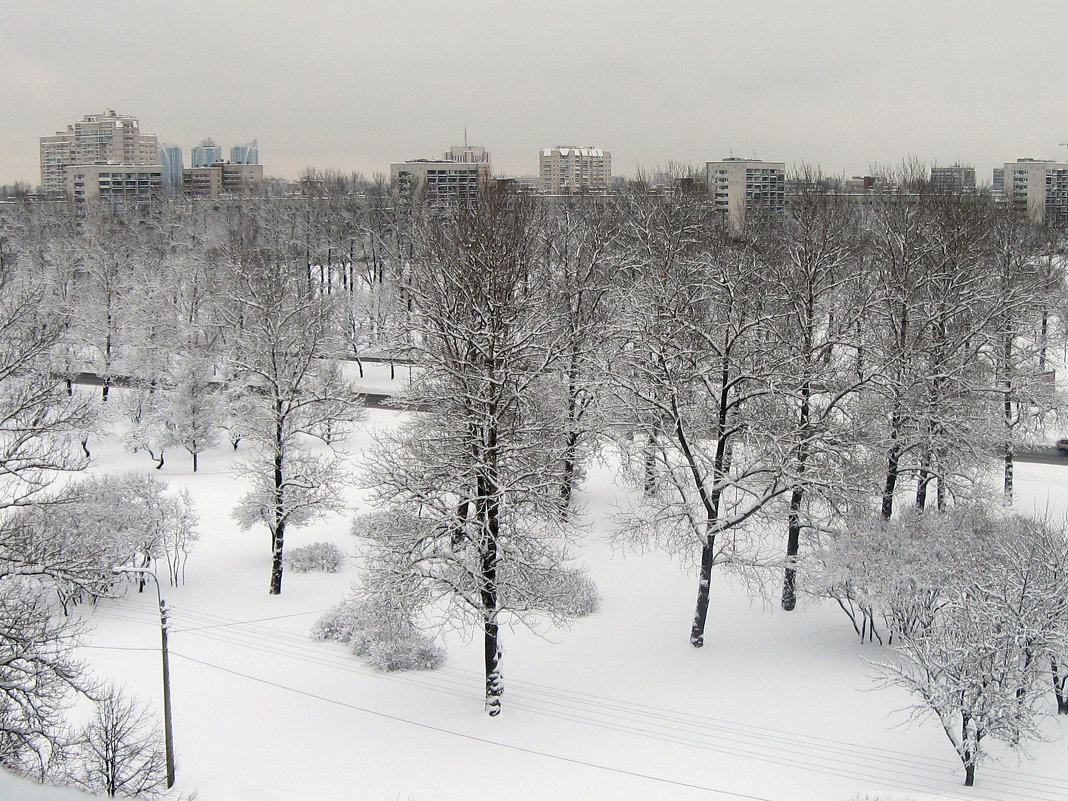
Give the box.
[284,542,345,573]
[553,569,600,618]
[313,595,445,672]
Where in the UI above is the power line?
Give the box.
[89,604,1068,798]
[155,607,1068,796]
[169,650,782,801]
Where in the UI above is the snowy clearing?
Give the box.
[37,365,1068,801]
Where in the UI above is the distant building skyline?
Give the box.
[159,144,183,187]
[930,165,977,194]
[5,3,1068,187]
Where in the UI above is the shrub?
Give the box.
[285,541,345,573]
[557,570,600,617]
[313,594,445,672]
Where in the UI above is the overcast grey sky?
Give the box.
[3,0,1067,185]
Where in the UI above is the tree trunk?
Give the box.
[643,430,657,497]
[560,353,583,510]
[1003,442,1013,505]
[560,429,580,509]
[881,412,902,519]
[478,426,503,715]
[192,451,199,473]
[999,348,1008,504]
[961,713,976,786]
[674,379,726,648]
[81,437,91,459]
[691,539,716,647]
[782,378,811,611]
[782,486,804,611]
[154,450,165,470]
[269,417,285,595]
[1052,657,1068,714]
[915,451,932,510]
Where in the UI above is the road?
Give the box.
[1016,447,1068,466]
[64,372,1068,463]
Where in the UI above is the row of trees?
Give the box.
[1,173,1065,785]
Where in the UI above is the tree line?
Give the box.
[0,167,1065,788]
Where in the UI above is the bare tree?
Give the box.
[543,198,620,509]
[68,685,168,798]
[0,580,87,777]
[759,172,873,610]
[357,194,587,715]
[221,208,362,595]
[610,192,790,647]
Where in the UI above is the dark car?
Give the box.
[1058,438,1068,454]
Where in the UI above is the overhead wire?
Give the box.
[87,602,1068,799]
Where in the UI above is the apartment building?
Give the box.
[930,165,977,193]
[230,140,260,165]
[64,164,164,202]
[1004,158,1068,224]
[191,138,224,168]
[182,163,264,197]
[705,157,786,226]
[159,145,184,188]
[539,146,611,194]
[445,145,490,164]
[40,110,159,193]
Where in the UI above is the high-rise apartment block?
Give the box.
[1004,158,1068,224]
[390,160,491,203]
[539,147,611,194]
[930,165,976,193]
[40,110,159,193]
[159,145,184,188]
[705,157,785,226]
[390,144,492,203]
[191,138,224,168]
[230,140,260,165]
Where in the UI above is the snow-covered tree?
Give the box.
[221,211,362,595]
[356,194,590,714]
[871,510,1068,786]
[758,172,874,610]
[0,580,87,777]
[67,685,167,798]
[610,193,791,647]
[543,198,620,509]
[160,352,223,473]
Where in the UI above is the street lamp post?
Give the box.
[114,567,175,789]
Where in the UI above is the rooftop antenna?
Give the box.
[464,125,468,149]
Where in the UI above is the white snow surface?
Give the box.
[53,363,1068,801]
[0,771,98,801]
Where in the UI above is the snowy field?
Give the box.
[17,362,1068,801]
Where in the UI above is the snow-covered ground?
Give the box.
[36,363,1068,801]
